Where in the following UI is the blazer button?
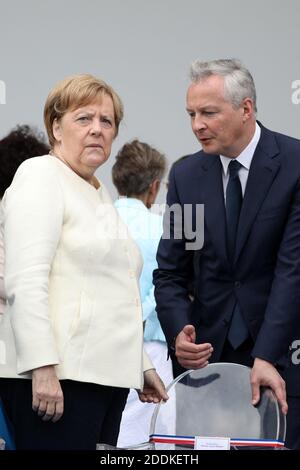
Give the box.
[234,281,241,288]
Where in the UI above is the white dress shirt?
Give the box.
[219,122,261,200]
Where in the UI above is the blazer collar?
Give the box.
[234,122,281,263]
[197,122,281,268]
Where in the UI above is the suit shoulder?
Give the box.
[171,150,204,174]
[260,125,300,166]
[273,130,300,149]
[272,131,300,168]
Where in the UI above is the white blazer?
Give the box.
[0,155,152,389]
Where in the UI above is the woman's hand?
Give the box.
[32,365,64,422]
[137,369,169,404]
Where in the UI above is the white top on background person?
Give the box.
[112,140,174,447]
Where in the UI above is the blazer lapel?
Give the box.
[234,125,281,264]
[200,154,230,270]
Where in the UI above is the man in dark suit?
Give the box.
[153,59,300,448]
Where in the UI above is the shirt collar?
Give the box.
[219,122,261,175]
[114,197,148,211]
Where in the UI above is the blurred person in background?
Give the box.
[0,125,49,450]
[112,139,173,447]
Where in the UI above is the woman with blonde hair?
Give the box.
[0,75,167,450]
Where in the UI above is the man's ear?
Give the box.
[242,98,254,122]
[52,118,62,143]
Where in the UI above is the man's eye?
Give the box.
[203,111,216,116]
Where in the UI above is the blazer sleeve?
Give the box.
[2,158,64,374]
[143,347,153,372]
[153,165,194,347]
[252,175,300,364]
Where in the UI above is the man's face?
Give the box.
[186,75,250,157]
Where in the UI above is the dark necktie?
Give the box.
[226,160,249,349]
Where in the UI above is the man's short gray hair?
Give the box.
[190,59,257,113]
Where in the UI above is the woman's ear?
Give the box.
[52,118,62,143]
[151,179,161,199]
[146,180,161,208]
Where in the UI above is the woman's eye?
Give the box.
[77,116,89,122]
[101,118,112,129]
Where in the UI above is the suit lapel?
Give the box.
[234,125,281,264]
[199,154,230,270]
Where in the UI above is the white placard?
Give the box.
[195,436,231,450]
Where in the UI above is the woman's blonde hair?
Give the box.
[44,74,124,148]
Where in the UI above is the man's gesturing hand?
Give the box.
[175,324,213,369]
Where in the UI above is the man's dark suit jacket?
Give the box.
[153,123,300,393]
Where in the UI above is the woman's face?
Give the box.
[52,95,116,182]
